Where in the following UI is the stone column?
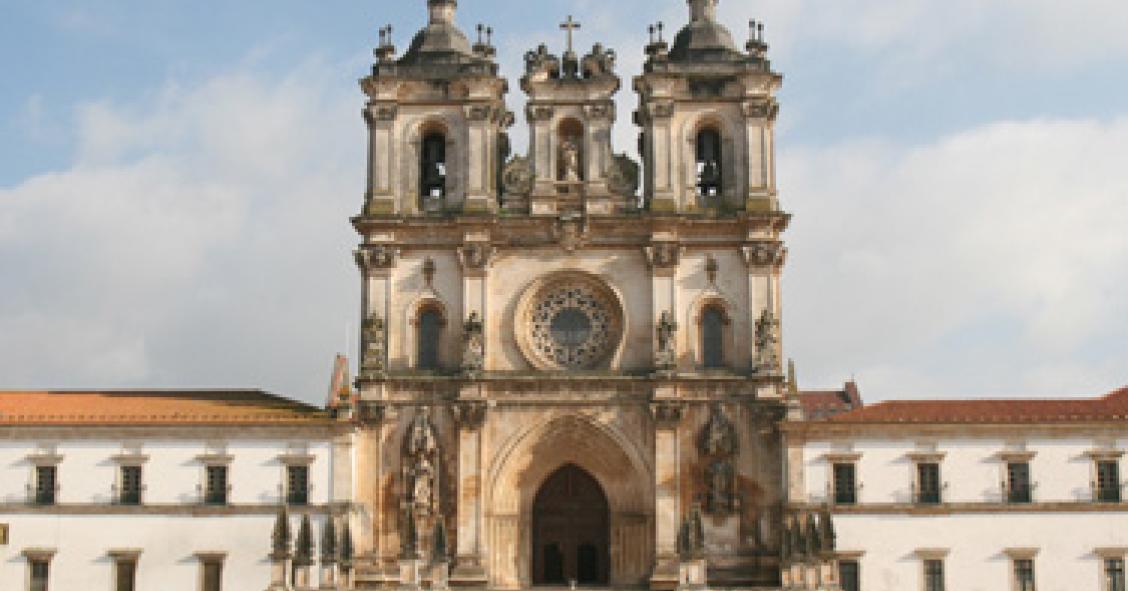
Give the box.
[643,100,677,211]
[352,402,391,570]
[650,401,685,588]
[363,103,399,216]
[451,399,488,586]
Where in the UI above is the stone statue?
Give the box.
[560,139,581,182]
[581,43,617,78]
[461,312,485,372]
[699,404,739,515]
[404,411,440,518]
[655,310,678,370]
[754,308,780,373]
[501,155,534,197]
[524,43,561,79]
[606,153,640,197]
[360,313,387,377]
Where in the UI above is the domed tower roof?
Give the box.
[669,0,744,62]
[399,0,476,65]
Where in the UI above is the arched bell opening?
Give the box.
[532,464,610,586]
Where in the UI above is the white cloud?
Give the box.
[782,116,1128,399]
[0,59,363,400]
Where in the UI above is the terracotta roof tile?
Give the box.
[824,386,1128,424]
[0,390,330,426]
[800,382,864,420]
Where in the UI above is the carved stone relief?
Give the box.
[654,310,678,371]
[500,156,534,197]
[698,404,739,516]
[461,312,485,373]
[359,313,387,379]
[754,309,780,374]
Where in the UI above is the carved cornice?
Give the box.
[457,243,497,273]
[742,99,779,121]
[651,402,685,429]
[742,241,787,268]
[355,401,388,426]
[645,242,683,272]
[526,105,556,122]
[452,401,488,431]
[355,245,400,273]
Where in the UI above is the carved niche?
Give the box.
[359,313,387,379]
[461,312,485,373]
[654,310,678,371]
[403,409,441,519]
[698,404,740,516]
[754,309,780,374]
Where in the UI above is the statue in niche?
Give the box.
[699,404,739,515]
[654,310,678,370]
[360,313,386,377]
[403,410,440,518]
[754,308,780,373]
[461,312,485,372]
[560,139,581,182]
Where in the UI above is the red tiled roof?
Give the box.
[824,386,1128,424]
[800,381,863,420]
[0,390,330,426]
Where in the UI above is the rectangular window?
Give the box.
[29,559,50,591]
[917,463,942,505]
[1014,558,1035,591]
[201,559,222,591]
[1108,559,1126,591]
[1097,461,1122,503]
[34,466,57,505]
[834,463,858,505]
[839,559,860,591]
[119,466,143,505]
[115,558,137,591]
[204,466,228,506]
[286,465,309,506]
[924,559,945,591]
[1007,462,1032,504]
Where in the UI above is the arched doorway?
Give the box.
[532,465,610,586]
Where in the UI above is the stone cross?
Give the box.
[560,15,581,54]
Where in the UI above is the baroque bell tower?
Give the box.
[340,1,796,589]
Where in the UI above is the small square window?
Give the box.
[29,559,50,591]
[204,466,228,506]
[115,558,137,591]
[1107,558,1126,591]
[834,463,858,505]
[1014,558,1036,591]
[119,466,143,505]
[839,559,860,591]
[916,463,942,505]
[200,558,223,591]
[286,465,309,506]
[1097,461,1122,503]
[34,466,56,506]
[924,559,945,591]
[1007,462,1032,504]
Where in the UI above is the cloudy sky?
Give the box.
[2,0,1126,404]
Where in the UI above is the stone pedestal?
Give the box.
[319,565,337,590]
[430,560,450,591]
[399,558,424,591]
[677,558,708,591]
[266,556,290,591]
[293,566,312,591]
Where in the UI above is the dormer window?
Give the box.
[420,132,447,204]
[695,128,722,199]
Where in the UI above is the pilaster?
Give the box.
[451,399,489,586]
[651,399,685,589]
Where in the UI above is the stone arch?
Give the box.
[404,113,467,213]
[485,411,654,589]
[687,291,736,369]
[680,111,745,206]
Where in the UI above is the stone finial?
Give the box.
[271,505,292,558]
[687,0,719,23]
[294,514,314,567]
[427,0,457,26]
[321,517,338,565]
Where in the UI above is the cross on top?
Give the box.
[560,15,581,54]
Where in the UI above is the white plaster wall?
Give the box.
[0,438,332,505]
[0,435,334,590]
[835,512,1128,591]
[801,437,1127,504]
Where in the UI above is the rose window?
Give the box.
[520,278,622,370]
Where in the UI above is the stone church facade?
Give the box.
[338,0,801,589]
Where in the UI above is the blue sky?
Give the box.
[2,0,1127,403]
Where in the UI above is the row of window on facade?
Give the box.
[828,457,1123,506]
[26,463,312,507]
[836,555,1125,591]
[22,549,223,591]
[414,124,727,206]
[411,303,731,371]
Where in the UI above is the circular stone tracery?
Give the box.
[518,275,623,371]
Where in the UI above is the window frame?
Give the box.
[32,465,58,506]
[913,460,944,505]
[195,553,226,591]
[108,550,141,591]
[1006,461,1033,504]
[416,305,445,371]
[1096,548,1128,591]
[698,304,728,370]
[694,126,724,200]
[22,548,55,591]
[923,559,945,591]
[838,558,861,591]
[915,548,948,591]
[833,462,859,506]
[1096,458,1123,503]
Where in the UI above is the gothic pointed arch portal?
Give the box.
[532,465,610,586]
